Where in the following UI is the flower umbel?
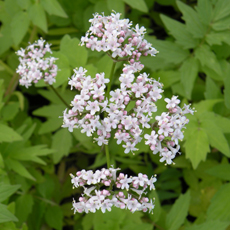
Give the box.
[16,38,58,88]
[70,167,156,214]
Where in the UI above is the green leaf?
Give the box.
[184,126,210,169]
[60,34,88,68]
[45,205,63,230]
[17,0,31,10]
[212,16,230,31]
[10,145,53,164]
[28,3,47,33]
[94,0,110,15]
[10,11,30,46]
[224,69,230,109]
[1,102,19,121]
[185,220,230,230]
[206,32,230,46]
[204,77,222,99]
[0,124,23,143]
[212,0,230,21]
[153,39,190,65]
[5,0,21,16]
[95,54,113,79]
[51,52,71,88]
[122,0,148,13]
[207,183,230,221]
[5,158,35,181]
[47,27,78,36]
[0,203,18,223]
[33,104,66,118]
[107,0,125,16]
[196,0,213,25]
[15,194,34,227]
[40,0,68,18]
[160,14,198,49]
[52,129,72,164]
[151,70,180,89]
[0,183,21,202]
[200,115,230,157]
[176,1,207,38]
[180,57,199,99]
[195,44,222,75]
[166,191,191,230]
[0,79,4,111]
[38,117,62,134]
[206,164,230,180]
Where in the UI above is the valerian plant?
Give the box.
[16,12,194,214]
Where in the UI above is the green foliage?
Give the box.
[0,0,230,229]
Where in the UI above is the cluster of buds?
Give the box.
[70,167,156,213]
[16,39,58,88]
[62,65,194,164]
[81,12,158,65]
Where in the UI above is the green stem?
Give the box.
[106,61,116,99]
[29,26,37,44]
[49,85,70,108]
[105,145,110,168]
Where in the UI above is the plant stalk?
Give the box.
[49,85,70,108]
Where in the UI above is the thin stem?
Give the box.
[106,61,116,99]
[29,26,37,44]
[49,85,70,108]
[105,145,110,168]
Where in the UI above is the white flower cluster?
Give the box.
[62,65,194,164]
[70,167,156,213]
[16,39,58,88]
[81,12,158,64]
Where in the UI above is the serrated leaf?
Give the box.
[52,129,72,164]
[184,127,210,169]
[0,183,21,202]
[212,0,230,21]
[38,117,62,134]
[204,77,222,99]
[45,205,63,230]
[160,14,198,49]
[206,32,230,46]
[0,124,23,143]
[60,34,88,68]
[10,145,53,164]
[28,3,47,33]
[40,0,68,18]
[197,0,213,25]
[10,11,30,46]
[151,70,180,89]
[33,104,66,118]
[212,16,230,31]
[200,117,230,157]
[15,194,34,227]
[206,164,230,180]
[176,1,207,38]
[180,57,198,99]
[0,203,18,223]
[207,183,230,221]
[5,158,35,181]
[194,99,222,115]
[166,191,191,230]
[195,44,222,75]
[185,220,230,230]
[153,39,189,65]
[122,0,148,13]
